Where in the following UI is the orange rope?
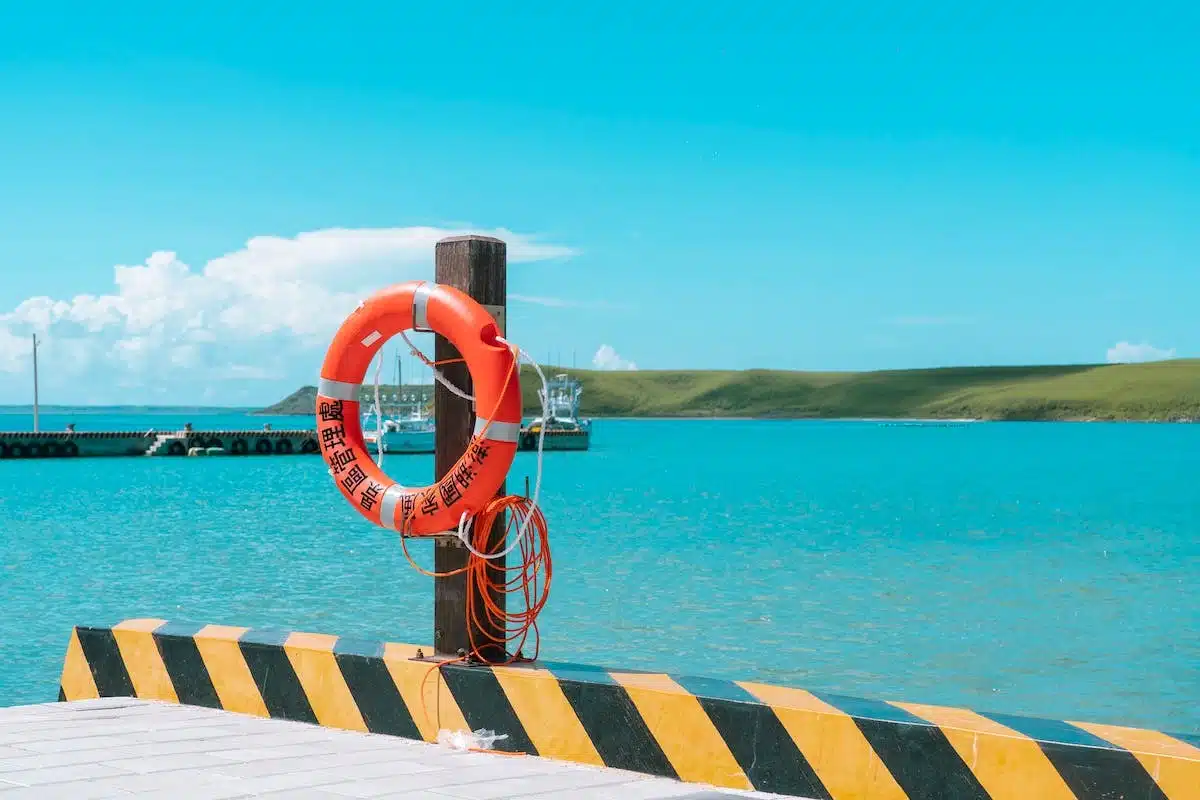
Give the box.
[464,494,552,663]
[392,339,551,753]
[400,330,465,369]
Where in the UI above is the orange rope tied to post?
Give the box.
[395,336,553,664]
[464,494,552,662]
[408,494,551,746]
[396,493,553,663]
[398,337,555,750]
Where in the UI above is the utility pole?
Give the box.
[31,334,40,433]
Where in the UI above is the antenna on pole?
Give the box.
[31,334,40,433]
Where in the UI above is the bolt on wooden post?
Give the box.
[432,235,508,660]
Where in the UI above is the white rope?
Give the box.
[387,328,550,559]
[371,351,384,469]
[399,330,475,404]
[452,339,550,561]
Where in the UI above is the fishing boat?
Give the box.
[363,392,435,455]
[520,373,591,451]
[361,354,435,455]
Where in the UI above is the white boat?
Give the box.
[521,373,591,451]
[360,353,436,455]
[362,392,435,455]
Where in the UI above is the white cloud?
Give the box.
[0,226,576,403]
[592,344,637,371]
[510,294,630,311]
[510,294,574,307]
[1106,341,1176,364]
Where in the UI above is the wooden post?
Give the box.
[433,235,508,660]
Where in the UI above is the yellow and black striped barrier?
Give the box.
[60,619,1199,799]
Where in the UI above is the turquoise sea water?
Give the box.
[1,412,1196,735]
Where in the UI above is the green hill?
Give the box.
[257,359,1200,421]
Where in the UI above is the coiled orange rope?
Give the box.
[390,335,553,745]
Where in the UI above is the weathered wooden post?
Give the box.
[432,235,508,660]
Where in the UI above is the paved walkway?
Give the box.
[0,699,801,799]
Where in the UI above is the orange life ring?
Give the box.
[316,281,521,536]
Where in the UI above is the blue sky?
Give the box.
[0,1,1196,404]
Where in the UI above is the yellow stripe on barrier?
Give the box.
[895,701,1075,800]
[110,619,178,704]
[1073,720,1200,800]
[740,681,908,800]
[192,624,269,717]
[610,672,753,790]
[381,643,469,742]
[492,665,604,767]
[59,628,99,701]
[283,632,367,733]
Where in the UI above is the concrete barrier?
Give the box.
[60,619,1199,799]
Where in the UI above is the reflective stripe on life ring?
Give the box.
[316,280,521,536]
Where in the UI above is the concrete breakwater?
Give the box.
[1,426,588,458]
[0,429,319,459]
[58,619,1200,799]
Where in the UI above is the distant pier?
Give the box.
[0,429,319,459]
[0,425,588,459]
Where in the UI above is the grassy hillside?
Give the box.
[258,359,1200,421]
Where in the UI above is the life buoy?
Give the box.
[231,439,249,455]
[275,438,293,455]
[255,438,273,454]
[300,438,319,454]
[317,280,521,536]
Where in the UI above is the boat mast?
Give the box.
[31,333,40,432]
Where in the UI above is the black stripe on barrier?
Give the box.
[550,669,679,780]
[439,665,538,755]
[74,626,136,698]
[674,675,832,799]
[153,622,221,709]
[237,628,318,724]
[982,712,1166,800]
[333,638,422,740]
[815,692,991,800]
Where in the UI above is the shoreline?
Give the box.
[251,412,1198,424]
[2,410,1197,425]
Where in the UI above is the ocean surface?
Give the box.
[1,410,1196,735]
